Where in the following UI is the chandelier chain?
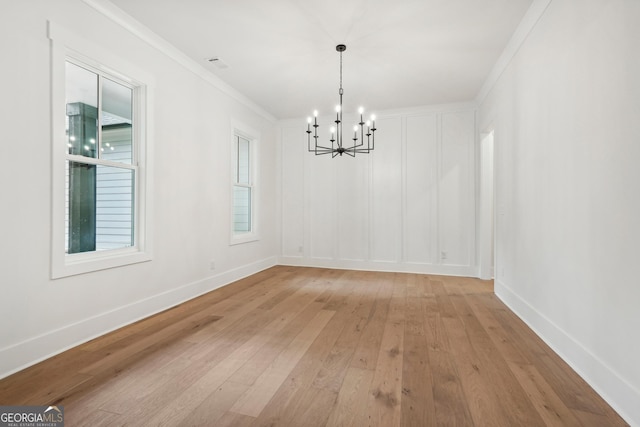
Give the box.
[339,50,343,91]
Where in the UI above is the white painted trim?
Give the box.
[279,256,476,277]
[477,130,495,280]
[475,0,553,104]
[436,113,443,264]
[230,120,261,245]
[400,115,408,263]
[495,280,639,427]
[49,21,155,279]
[0,256,277,380]
[81,0,276,123]
[280,105,479,276]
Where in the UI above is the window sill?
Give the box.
[51,247,152,279]
[229,233,259,246]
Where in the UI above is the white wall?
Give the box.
[479,0,640,424]
[0,0,278,378]
[279,105,477,276]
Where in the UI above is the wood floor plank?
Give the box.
[64,408,121,427]
[574,408,629,427]
[78,267,293,354]
[447,286,546,426]
[441,313,506,425]
[215,411,256,427]
[94,342,195,414]
[490,302,624,420]
[365,273,406,427]
[285,385,339,427]
[100,300,309,421]
[311,275,378,392]
[167,380,250,427]
[0,267,628,427]
[230,309,335,417]
[400,273,436,427]
[350,273,395,370]
[325,367,374,427]
[508,362,582,427]
[423,312,475,426]
[77,313,222,375]
[0,347,102,404]
[250,272,373,426]
[227,271,349,386]
[465,292,531,366]
[225,301,326,386]
[138,297,332,424]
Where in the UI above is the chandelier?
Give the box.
[306,44,377,157]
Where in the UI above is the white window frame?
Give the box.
[230,121,259,245]
[49,22,154,278]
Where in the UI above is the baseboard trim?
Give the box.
[0,256,277,380]
[495,280,639,427]
[278,256,476,277]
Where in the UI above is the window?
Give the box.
[233,135,252,234]
[65,60,135,254]
[231,128,258,245]
[50,22,152,278]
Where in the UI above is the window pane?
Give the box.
[233,186,251,233]
[65,62,98,158]
[236,136,250,184]
[66,161,134,253]
[102,78,133,164]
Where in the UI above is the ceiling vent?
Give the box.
[207,57,229,69]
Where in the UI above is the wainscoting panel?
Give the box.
[279,105,476,276]
[370,117,403,263]
[281,126,305,258]
[404,113,438,264]
[440,111,476,267]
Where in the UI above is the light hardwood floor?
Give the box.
[0,266,628,426]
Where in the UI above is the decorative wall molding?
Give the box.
[0,256,278,380]
[280,106,477,276]
[495,280,639,427]
[82,0,277,123]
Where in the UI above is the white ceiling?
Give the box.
[108,0,533,119]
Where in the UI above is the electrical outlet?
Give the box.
[209,261,216,270]
[298,246,303,253]
[441,251,448,260]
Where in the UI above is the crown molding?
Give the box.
[82,0,277,123]
[475,0,553,104]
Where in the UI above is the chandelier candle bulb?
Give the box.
[305,44,377,157]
